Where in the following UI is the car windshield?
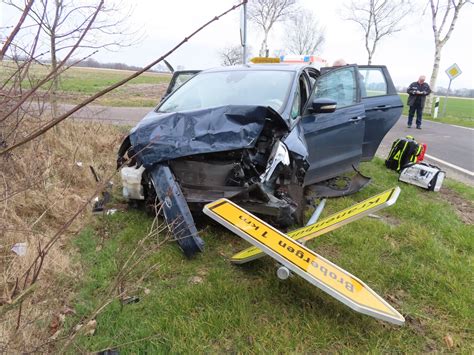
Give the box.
[157,70,294,113]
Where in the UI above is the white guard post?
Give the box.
[433,97,440,119]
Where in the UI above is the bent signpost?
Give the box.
[203,197,405,325]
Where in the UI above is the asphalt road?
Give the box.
[64,104,473,184]
[377,116,473,184]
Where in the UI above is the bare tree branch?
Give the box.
[284,12,325,55]
[248,0,298,56]
[342,0,412,64]
[0,1,245,155]
[219,45,251,66]
[0,0,105,123]
[0,0,35,60]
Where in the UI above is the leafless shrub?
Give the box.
[248,0,298,56]
[284,11,325,55]
[219,45,252,66]
[0,1,246,351]
[342,0,413,64]
[0,119,123,351]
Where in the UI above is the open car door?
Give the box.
[163,70,201,98]
[301,65,366,185]
[358,66,403,161]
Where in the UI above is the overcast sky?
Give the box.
[1,0,473,89]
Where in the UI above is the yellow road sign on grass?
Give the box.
[232,187,400,264]
[203,199,405,325]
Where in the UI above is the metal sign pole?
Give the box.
[242,1,247,64]
[442,79,452,117]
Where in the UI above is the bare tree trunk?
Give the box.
[425,0,470,115]
[50,32,59,120]
[50,0,61,120]
[260,30,269,57]
[425,44,442,114]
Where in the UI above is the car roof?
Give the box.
[202,64,310,74]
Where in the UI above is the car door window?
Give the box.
[291,74,311,119]
[290,85,300,119]
[304,68,319,89]
[314,66,358,108]
[358,68,387,97]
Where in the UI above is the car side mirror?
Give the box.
[309,98,337,114]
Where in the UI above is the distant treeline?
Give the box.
[5,54,170,73]
[73,58,169,73]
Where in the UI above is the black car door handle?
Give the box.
[350,116,364,122]
[365,105,392,112]
[376,105,392,111]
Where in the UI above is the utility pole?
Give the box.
[241,0,248,64]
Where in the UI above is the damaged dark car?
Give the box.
[117,64,403,257]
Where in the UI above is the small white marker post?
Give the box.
[433,96,440,119]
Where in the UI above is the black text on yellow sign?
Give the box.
[231,187,400,264]
[204,198,405,325]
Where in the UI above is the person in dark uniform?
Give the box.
[407,75,431,129]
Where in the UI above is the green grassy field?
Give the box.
[399,93,474,128]
[65,158,473,352]
[57,67,169,93]
[55,66,171,107]
[2,63,472,123]
[0,64,171,107]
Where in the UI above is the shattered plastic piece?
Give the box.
[76,161,83,167]
[11,243,27,256]
[84,319,97,336]
[368,214,382,219]
[121,296,140,305]
[92,182,113,213]
[444,335,454,348]
[189,276,204,284]
[106,209,117,215]
[98,349,120,355]
[307,170,371,198]
[121,165,145,200]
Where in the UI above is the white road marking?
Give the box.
[425,154,474,177]
[425,119,474,131]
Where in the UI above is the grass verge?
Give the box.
[68,158,473,352]
[399,93,474,128]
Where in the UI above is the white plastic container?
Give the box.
[121,165,146,200]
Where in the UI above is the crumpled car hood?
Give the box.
[128,105,288,167]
